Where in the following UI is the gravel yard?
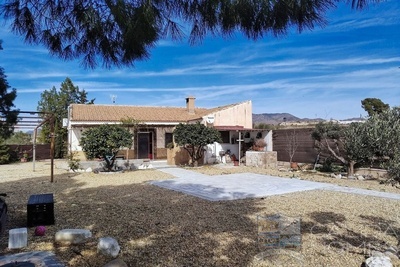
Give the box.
[0,160,399,266]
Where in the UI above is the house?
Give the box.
[67,97,272,163]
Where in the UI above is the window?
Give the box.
[165,133,173,148]
[219,131,230,143]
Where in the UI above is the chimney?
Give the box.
[186,96,195,114]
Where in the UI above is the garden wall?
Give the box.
[272,128,320,164]
[8,144,51,160]
[245,151,277,168]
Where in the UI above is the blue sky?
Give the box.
[1,1,399,121]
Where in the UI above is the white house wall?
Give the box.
[70,128,84,152]
[212,101,252,128]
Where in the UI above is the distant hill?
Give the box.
[253,113,323,125]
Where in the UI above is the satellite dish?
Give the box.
[206,116,215,124]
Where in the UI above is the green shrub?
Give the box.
[67,152,81,172]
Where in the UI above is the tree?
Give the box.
[4,131,32,145]
[285,129,299,166]
[173,122,221,167]
[0,40,19,139]
[0,0,381,68]
[37,77,94,158]
[361,108,400,184]
[361,98,390,117]
[0,138,10,164]
[312,121,370,176]
[80,124,133,171]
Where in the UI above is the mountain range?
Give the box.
[252,113,323,125]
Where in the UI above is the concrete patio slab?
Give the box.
[151,167,400,201]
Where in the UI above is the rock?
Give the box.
[86,167,92,172]
[356,175,365,180]
[98,237,120,258]
[55,229,92,244]
[347,175,356,180]
[386,246,399,255]
[330,173,342,179]
[365,256,393,267]
[102,259,128,267]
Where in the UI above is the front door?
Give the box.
[137,132,152,159]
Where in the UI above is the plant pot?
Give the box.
[290,162,298,169]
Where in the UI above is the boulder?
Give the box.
[98,237,120,258]
[365,256,393,267]
[55,229,92,244]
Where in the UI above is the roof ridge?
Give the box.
[69,103,210,109]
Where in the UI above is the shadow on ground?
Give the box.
[0,172,264,266]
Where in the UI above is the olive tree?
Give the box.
[362,108,400,184]
[312,121,371,176]
[173,122,221,167]
[80,124,133,171]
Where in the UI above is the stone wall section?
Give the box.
[246,151,277,168]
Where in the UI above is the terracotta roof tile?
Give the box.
[70,101,246,124]
[70,104,209,123]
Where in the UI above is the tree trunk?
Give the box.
[348,160,356,177]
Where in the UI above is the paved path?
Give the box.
[0,251,64,266]
[151,166,400,201]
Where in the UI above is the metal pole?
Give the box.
[33,128,37,172]
[238,131,241,166]
[50,116,55,183]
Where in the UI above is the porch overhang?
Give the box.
[213,126,261,132]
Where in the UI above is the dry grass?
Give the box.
[0,160,399,267]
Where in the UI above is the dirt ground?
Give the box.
[0,160,399,266]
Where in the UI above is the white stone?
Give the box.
[8,228,28,249]
[55,229,92,244]
[365,256,393,267]
[98,237,120,258]
[330,173,342,179]
[356,175,365,180]
[86,167,93,172]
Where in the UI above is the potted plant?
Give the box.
[20,151,29,162]
[253,138,267,151]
